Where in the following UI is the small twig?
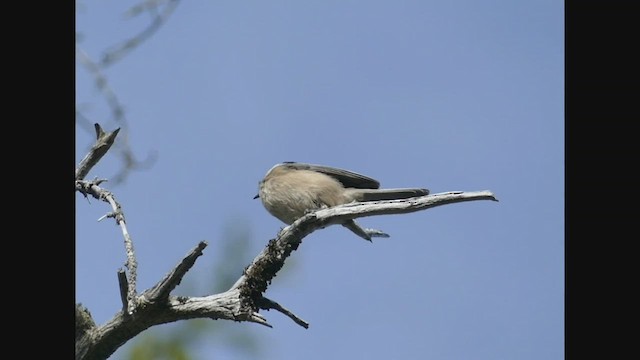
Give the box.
[247,312,272,328]
[117,269,129,313]
[121,225,138,315]
[101,0,182,67]
[258,296,309,329]
[76,59,158,184]
[77,179,138,314]
[76,51,128,127]
[76,181,138,315]
[146,241,208,302]
[75,124,120,180]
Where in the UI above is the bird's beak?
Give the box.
[253,194,260,199]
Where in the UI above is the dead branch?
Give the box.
[76,125,138,316]
[75,124,120,181]
[75,125,498,360]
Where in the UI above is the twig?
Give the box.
[313,190,499,222]
[146,241,208,302]
[101,0,182,67]
[117,269,129,313]
[75,124,120,180]
[76,53,158,184]
[76,124,139,314]
[77,179,139,314]
[258,296,309,329]
[76,51,128,126]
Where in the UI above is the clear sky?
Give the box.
[76,1,563,359]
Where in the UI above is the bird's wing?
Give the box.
[279,162,381,189]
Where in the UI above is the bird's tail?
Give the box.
[347,188,429,202]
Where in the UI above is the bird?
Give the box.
[254,162,429,241]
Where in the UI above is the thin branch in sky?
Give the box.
[100,0,182,67]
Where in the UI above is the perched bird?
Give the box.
[254,162,429,241]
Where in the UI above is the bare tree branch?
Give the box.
[75,124,120,180]
[101,0,182,67]
[76,122,499,360]
[75,245,270,360]
[76,50,128,126]
[76,2,180,186]
[258,296,309,329]
[76,187,497,360]
[313,190,499,221]
[145,241,208,302]
[76,126,141,316]
[77,178,139,315]
[77,50,158,185]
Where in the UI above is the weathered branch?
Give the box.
[117,270,129,312]
[76,179,138,315]
[76,125,498,359]
[227,190,498,327]
[76,291,269,360]
[75,243,269,360]
[258,296,309,329]
[76,125,139,315]
[76,305,96,341]
[76,52,158,184]
[314,190,498,221]
[145,241,208,302]
[75,124,120,180]
[76,191,497,359]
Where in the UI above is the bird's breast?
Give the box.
[259,170,347,224]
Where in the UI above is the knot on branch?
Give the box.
[239,238,283,310]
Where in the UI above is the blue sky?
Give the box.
[76,1,563,359]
